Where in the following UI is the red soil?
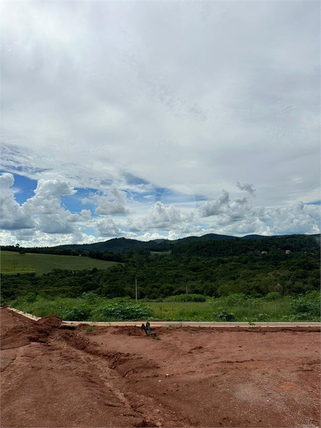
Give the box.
[1,307,320,427]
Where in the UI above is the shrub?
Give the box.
[213,309,235,321]
[81,291,99,304]
[224,293,248,305]
[291,291,320,319]
[91,299,153,321]
[24,293,38,303]
[264,292,281,301]
[165,294,207,303]
[291,300,320,318]
[63,305,91,321]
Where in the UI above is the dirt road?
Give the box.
[1,307,320,427]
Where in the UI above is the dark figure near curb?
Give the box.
[141,321,155,336]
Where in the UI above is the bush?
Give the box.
[63,305,91,321]
[291,291,320,319]
[165,294,207,302]
[24,293,38,303]
[81,291,99,304]
[213,309,235,321]
[223,293,248,305]
[91,299,153,321]
[264,292,281,301]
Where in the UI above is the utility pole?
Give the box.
[135,278,138,302]
[186,284,188,295]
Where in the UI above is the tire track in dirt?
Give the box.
[1,308,192,427]
[53,328,194,427]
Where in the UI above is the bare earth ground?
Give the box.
[1,307,320,428]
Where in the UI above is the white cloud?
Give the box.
[0,172,319,246]
[203,195,320,236]
[128,201,195,232]
[236,182,256,195]
[0,230,98,248]
[80,209,92,221]
[0,173,35,230]
[199,190,231,217]
[21,176,77,234]
[95,186,128,215]
[96,218,123,238]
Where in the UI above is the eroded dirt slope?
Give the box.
[1,307,320,427]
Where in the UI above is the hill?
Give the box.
[53,232,320,255]
[52,232,250,254]
[2,233,320,259]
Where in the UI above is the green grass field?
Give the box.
[147,299,293,322]
[0,251,120,274]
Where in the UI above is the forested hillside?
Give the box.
[1,233,319,302]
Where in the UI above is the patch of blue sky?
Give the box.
[6,172,38,205]
[155,187,206,206]
[195,194,208,203]
[127,190,157,203]
[85,228,97,237]
[198,223,209,229]
[61,187,97,215]
[127,187,192,205]
[124,173,150,186]
[306,200,321,205]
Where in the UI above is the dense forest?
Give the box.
[1,233,319,302]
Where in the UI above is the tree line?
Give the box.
[1,245,319,302]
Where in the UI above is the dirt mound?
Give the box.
[1,314,62,350]
[1,325,32,349]
[36,314,62,328]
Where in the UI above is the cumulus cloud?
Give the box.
[0,173,35,230]
[95,186,128,215]
[198,188,320,236]
[96,218,123,237]
[201,193,320,236]
[199,190,231,217]
[80,209,92,221]
[21,176,78,234]
[128,201,195,232]
[0,173,83,236]
[236,182,256,196]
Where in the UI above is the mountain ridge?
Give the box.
[51,232,320,254]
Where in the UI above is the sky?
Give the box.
[0,0,320,247]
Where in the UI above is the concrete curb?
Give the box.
[6,306,40,321]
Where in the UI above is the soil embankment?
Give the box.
[1,306,320,427]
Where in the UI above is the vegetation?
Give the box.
[7,292,320,322]
[164,294,207,302]
[1,233,319,321]
[8,295,153,321]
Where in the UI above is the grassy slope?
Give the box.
[1,251,120,274]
